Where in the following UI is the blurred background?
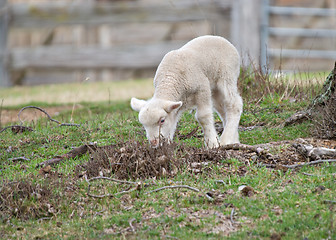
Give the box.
[0,0,335,87]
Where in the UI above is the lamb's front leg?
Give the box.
[195,107,219,148]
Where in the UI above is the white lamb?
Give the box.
[131,35,243,148]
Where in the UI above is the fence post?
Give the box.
[231,0,262,68]
[260,0,269,73]
[0,0,10,87]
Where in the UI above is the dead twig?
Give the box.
[302,172,319,177]
[87,176,137,185]
[18,105,80,127]
[262,159,336,169]
[178,126,199,140]
[302,172,336,177]
[8,156,30,162]
[1,105,80,134]
[129,218,136,232]
[37,217,52,222]
[221,143,262,152]
[221,143,273,159]
[230,208,236,225]
[323,200,336,204]
[214,180,226,184]
[0,125,34,134]
[145,185,200,194]
[87,181,213,201]
[229,207,241,228]
[284,110,311,127]
[37,143,96,168]
[87,176,140,198]
[285,159,336,169]
[93,208,106,218]
[146,185,213,201]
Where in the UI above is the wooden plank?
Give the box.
[268,27,336,38]
[0,0,10,87]
[10,0,231,28]
[11,41,186,70]
[269,6,336,17]
[268,48,336,60]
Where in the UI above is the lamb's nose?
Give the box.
[150,138,159,147]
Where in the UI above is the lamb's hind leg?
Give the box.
[213,84,243,145]
[195,94,219,148]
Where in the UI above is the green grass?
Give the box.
[1,75,335,239]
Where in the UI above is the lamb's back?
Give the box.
[181,35,240,78]
[153,36,240,101]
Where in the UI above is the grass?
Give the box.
[1,71,335,239]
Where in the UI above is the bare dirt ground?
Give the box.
[1,79,154,125]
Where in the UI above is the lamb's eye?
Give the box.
[159,118,165,124]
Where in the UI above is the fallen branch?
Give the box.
[262,159,336,169]
[293,143,336,160]
[283,111,311,127]
[289,159,336,168]
[88,186,139,198]
[18,105,80,127]
[0,125,34,134]
[1,105,80,134]
[221,143,273,159]
[37,143,96,168]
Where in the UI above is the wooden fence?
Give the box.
[0,0,264,86]
[1,0,335,87]
[261,0,336,72]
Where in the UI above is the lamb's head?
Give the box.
[131,97,182,147]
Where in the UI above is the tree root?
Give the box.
[284,61,335,127]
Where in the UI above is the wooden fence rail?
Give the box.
[10,0,230,27]
[11,42,186,69]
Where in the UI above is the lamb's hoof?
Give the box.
[205,141,220,149]
[220,137,240,146]
[220,142,240,147]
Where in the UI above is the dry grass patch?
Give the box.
[0,79,154,107]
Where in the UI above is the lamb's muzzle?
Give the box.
[150,138,159,147]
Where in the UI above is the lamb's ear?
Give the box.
[163,101,183,113]
[130,97,147,112]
